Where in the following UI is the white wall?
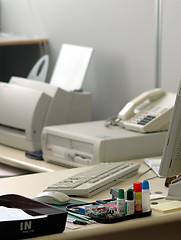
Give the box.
[1,0,157,120]
[159,0,181,92]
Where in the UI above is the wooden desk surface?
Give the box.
[0,32,48,46]
[0,158,180,240]
[0,145,66,172]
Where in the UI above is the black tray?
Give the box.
[67,199,151,224]
[0,194,67,239]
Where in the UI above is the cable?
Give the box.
[104,116,123,128]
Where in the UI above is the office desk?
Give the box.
[0,145,66,173]
[0,158,180,240]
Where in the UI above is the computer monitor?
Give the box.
[159,80,181,177]
[159,80,181,200]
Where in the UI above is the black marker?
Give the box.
[67,217,87,225]
[125,189,135,215]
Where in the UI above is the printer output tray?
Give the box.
[0,194,67,239]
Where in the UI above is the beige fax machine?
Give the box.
[0,77,91,151]
[42,120,167,167]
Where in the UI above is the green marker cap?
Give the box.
[118,189,124,199]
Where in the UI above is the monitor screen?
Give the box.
[159,80,181,177]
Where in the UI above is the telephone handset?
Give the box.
[107,88,176,133]
[118,88,166,121]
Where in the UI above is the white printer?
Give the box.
[0,77,92,151]
[42,121,167,167]
[0,82,51,151]
[9,77,92,126]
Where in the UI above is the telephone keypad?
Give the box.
[137,115,156,125]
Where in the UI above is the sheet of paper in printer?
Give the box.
[50,44,93,92]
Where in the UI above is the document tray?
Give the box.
[0,194,67,239]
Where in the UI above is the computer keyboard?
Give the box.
[44,162,140,197]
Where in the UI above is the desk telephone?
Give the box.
[106,88,176,133]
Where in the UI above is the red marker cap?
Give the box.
[133,181,142,192]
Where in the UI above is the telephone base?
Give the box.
[166,177,181,200]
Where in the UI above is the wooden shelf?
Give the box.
[0,32,48,46]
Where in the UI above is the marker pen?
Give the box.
[67,217,87,225]
[142,180,150,212]
[133,181,142,213]
[125,189,135,215]
[117,189,125,216]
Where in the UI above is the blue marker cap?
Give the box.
[142,180,149,190]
